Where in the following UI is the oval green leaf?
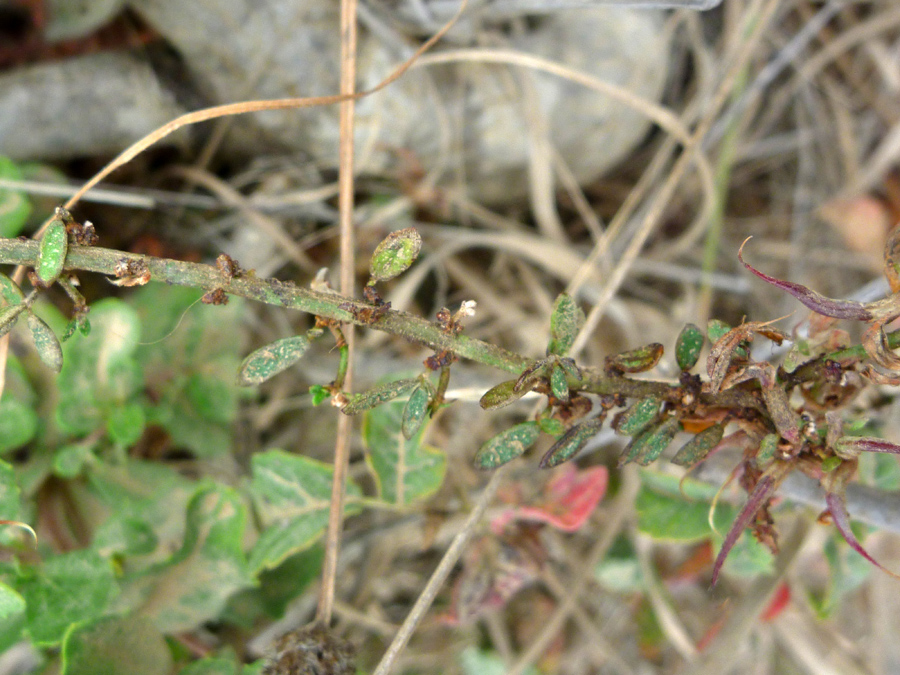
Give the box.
[539,417,604,468]
[474,421,541,470]
[619,415,681,467]
[401,384,431,440]
[342,378,418,415]
[237,335,310,386]
[550,364,569,402]
[0,273,24,307]
[36,218,68,285]
[605,343,664,374]
[547,293,585,357]
[675,323,704,371]
[480,379,530,411]
[27,312,63,372]
[614,396,661,437]
[368,227,422,283]
[671,422,724,467]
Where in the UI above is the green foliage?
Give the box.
[363,397,446,506]
[675,323,704,371]
[368,227,422,284]
[0,582,25,653]
[474,421,541,469]
[248,450,362,573]
[547,293,584,357]
[61,614,172,675]
[26,312,62,373]
[0,157,32,237]
[36,218,67,285]
[237,335,310,386]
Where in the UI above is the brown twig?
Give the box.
[317,0,360,628]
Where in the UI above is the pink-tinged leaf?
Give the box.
[835,436,900,457]
[825,489,900,579]
[491,465,608,533]
[711,474,777,586]
[738,238,873,321]
[760,582,791,622]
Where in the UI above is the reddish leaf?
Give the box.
[491,465,608,533]
[711,472,778,586]
[760,582,791,622]
[738,238,873,321]
[834,436,900,458]
[825,487,900,580]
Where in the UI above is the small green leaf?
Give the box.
[0,273,24,307]
[615,396,661,436]
[18,549,118,646]
[309,384,331,406]
[237,335,310,386]
[52,443,94,478]
[401,384,431,440]
[606,343,664,374]
[822,456,842,472]
[342,378,418,415]
[61,614,172,675]
[0,397,38,454]
[675,323,704,371]
[0,583,25,653]
[756,433,778,468]
[550,364,568,402]
[547,293,584,357]
[36,218,68,285]
[707,319,731,343]
[368,227,422,283]
[248,450,362,574]
[474,421,540,469]
[364,398,445,505]
[537,417,565,436]
[106,402,146,446]
[671,423,725,467]
[0,157,32,238]
[480,379,530,411]
[619,416,681,466]
[26,312,63,372]
[539,417,604,468]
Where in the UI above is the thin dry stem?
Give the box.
[318,0,360,628]
[371,466,507,675]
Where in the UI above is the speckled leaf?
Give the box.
[671,423,724,467]
[36,218,68,285]
[17,549,118,646]
[539,417,605,468]
[707,319,731,344]
[606,343,664,374]
[614,396,661,437]
[547,293,584,357]
[0,273,24,307]
[619,416,681,467]
[480,379,531,411]
[675,323,704,371]
[401,384,431,440]
[474,421,540,469]
[550,364,569,402]
[342,378,418,415]
[125,484,253,633]
[26,312,62,372]
[61,614,171,675]
[364,398,445,506]
[248,450,362,574]
[237,335,309,386]
[537,417,565,436]
[368,227,422,283]
[0,583,25,653]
